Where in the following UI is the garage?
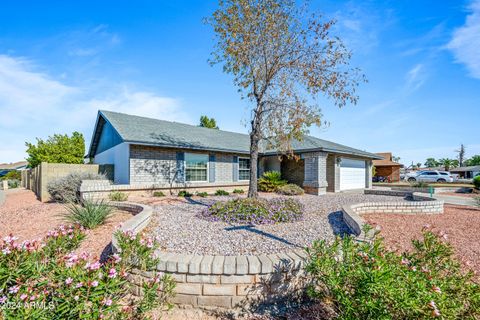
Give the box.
[339,158,366,190]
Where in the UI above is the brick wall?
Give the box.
[303,152,328,195]
[281,157,304,186]
[129,145,244,185]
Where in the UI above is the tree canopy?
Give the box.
[25,132,85,168]
[208,0,363,197]
[199,115,219,129]
[465,155,480,166]
[424,158,440,168]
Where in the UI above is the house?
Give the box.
[450,166,480,179]
[372,152,403,182]
[87,110,382,195]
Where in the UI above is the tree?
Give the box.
[25,132,85,168]
[465,155,480,166]
[199,115,219,129]
[438,158,458,171]
[424,158,439,168]
[208,0,363,197]
[416,162,422,169]
[456,144,466,167]
[392,155,401,163]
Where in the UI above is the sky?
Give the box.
[0,0,479,166]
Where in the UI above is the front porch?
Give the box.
[259,152,373,195]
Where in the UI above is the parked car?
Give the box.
[406,170,454,183]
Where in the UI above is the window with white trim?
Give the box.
[185,153,208,182]
[238,157,250,180]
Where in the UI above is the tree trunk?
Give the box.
[248,133,259,198]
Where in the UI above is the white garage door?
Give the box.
[340,158,366,190]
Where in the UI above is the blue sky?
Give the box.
[0,0,479,166]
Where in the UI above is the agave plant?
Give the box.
[64,200,113,229]
[258,171,287,192]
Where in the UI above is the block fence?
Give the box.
[21,163,113,202]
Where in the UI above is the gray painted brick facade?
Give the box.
[302,152,328,194]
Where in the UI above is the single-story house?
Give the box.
[450,166,480,179]
[87,110,382,195]
[372,152,403,182]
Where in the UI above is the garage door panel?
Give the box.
[340,158,366,190]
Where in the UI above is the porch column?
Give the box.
[303,152,328,195]
[365,160,373,188]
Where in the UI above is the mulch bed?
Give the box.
[364,204,480,274]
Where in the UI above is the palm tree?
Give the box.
[438,158,458,171]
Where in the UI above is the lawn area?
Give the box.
[364,204,480,274]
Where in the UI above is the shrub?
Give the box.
[47,172,107,203]
[258,171,287,192]
[0,225,175,319]
[233,189,245,194]
[1,170,21,181]
[215,189,229,196]
[474,175,480,189]
[153,191,165,197]
[411,181,429,188]
[305,226,480,319]
[7,179,19,189]
[475,196,480,208]
[108,191,128,202]
[177,190,193,197]
[196,191,208,197]
[276,183,304,196]
[64,200,113,229]
[200,197,304,224]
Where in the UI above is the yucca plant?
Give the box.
[64,200,113,229]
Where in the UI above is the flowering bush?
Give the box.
[305,226,480,319]
[0,225,175,319]
[199,197,304,224]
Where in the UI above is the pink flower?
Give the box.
[112,254,122,263]
[29,295,37,301]
[75,282,83,288]
[103,298,112,306]
[91,281,99,287]
[432,309,441,317]
[74,296,79,301]
[429,301,437,309]
[401,258,409,265]
[86,261,101,271]
[8,286,19,294]
[20,294,28,301]
[2,248,11,255]
[65,277,73,285]
[0,296,7,304]
[432,286,442,294]
[108,268,117,279]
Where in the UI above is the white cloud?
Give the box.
[447,0,480,79]
[0,54,189,163]
[405,63,427,92]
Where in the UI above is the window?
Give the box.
[185,153,208,182]
[238,157,250,180]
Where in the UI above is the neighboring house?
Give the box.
[450,166,480,179]
[0,161,28,178]
[87,110,381,195]
[372,153,403,182]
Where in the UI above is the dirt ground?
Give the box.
[364,204,480,274]
[0,188,132,260]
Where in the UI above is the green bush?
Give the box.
[47,172,108,203]
[7,179,20,189]
[276,183,304,196]
[1,170,21,181]
[215,189,229,196]
[0,225,175,319]
[64,200,113,229]
[153,191,165,197]
[196,191,208,197]
[305,226,480,319]
[258,171,287,192]
[177,190,193,197]
[232,189,245,194]
[473,175,480,189]
[200,197,304,224]
[108,191,128,202]
[411,181,429,188]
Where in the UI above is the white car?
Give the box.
[406,171,454,183]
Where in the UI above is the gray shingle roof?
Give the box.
[89,110,380,159]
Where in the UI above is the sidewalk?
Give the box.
[434,194,477,207]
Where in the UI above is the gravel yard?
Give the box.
[364,204,480,274]
[147,193,404,255]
